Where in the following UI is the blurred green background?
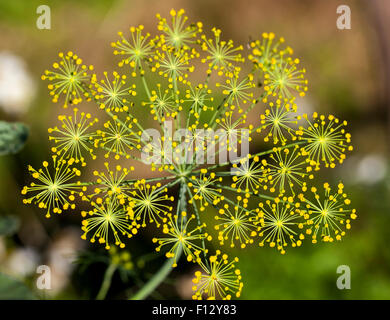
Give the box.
[0,0,389,299]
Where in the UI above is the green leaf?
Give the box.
[0,215,20,236]
[0,121,29,155]
[0,272,35,300]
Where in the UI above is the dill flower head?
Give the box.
[112,26,153,70]
[231,156,267,195]
[22,156,83,218]
[188,169,223,211]
[93,71,133,112]
[299,182,356,243]
[257,196,306,254]
[192,251,243,300]
[249,32,292,68]
[264,145,314,196]
[97,118,140,160]
[257,100,297,145]
[200,28,244,74]
[129,180,174,227]
[90,162,134,199]
[23,8,357,300]
[48,108,98,165]
[297,112,353,169]
[42,52,94,108]
[218,76,256,109]
[157,9,200,49]
[185,84,213,116]
[215,196,259,248]
[263,57,308,102]
[81,195,137,250]
[146,83,178,120]
[153,211,210,267]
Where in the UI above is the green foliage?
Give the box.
[0,273,35,300]
[0,121,29,156]
[0,215,20,236]
[0,0,120,26]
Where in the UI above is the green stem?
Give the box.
[119,175,176,186]
[130,251,182,300]
[209,94,229,129]
[185,184,209,267]
[130,182,187,300]
[96,263,117,300]
[141,72,151,99]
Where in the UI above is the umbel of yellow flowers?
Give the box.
[22,8,356,300]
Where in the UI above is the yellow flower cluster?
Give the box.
[22,9,356,300]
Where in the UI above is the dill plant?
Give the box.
[22,9,356,300]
